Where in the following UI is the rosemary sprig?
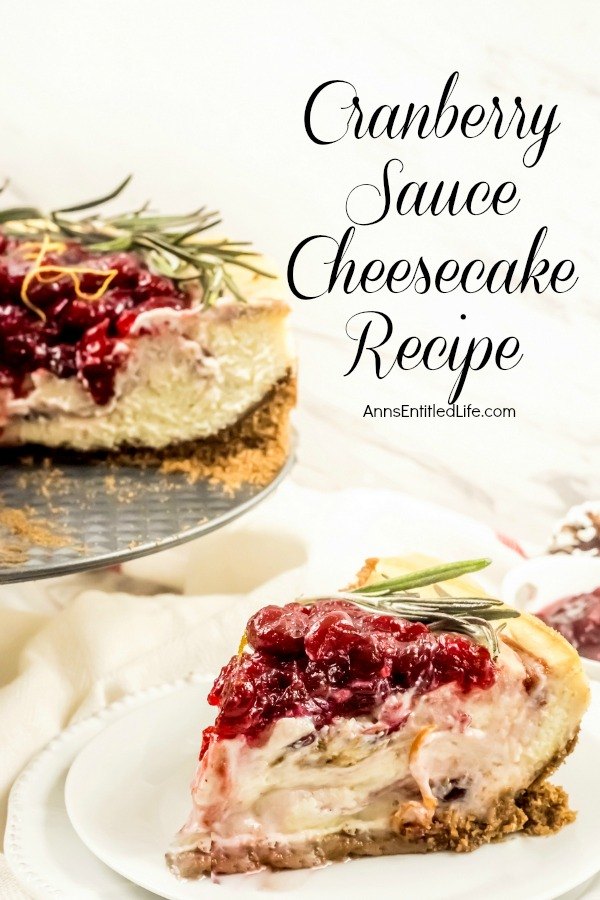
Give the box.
[355,557,491,595]
[299,558,519,658]
[0,176,274,307]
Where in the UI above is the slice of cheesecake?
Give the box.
[167,556,589,877]
[0,187,294,465]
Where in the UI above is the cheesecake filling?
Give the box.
[172,599,560,861]
[175,642,548,853]
[3,317,216,423]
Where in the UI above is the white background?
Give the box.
[1,0,599,542]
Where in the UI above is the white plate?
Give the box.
[63,680,600,900]
[4,679,197,900]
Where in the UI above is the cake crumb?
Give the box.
[0,504,72,565]
[104,475,117,494]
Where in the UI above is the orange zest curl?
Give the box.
[19,234,118,321]
[18,239,68,260]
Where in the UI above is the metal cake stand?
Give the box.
[0,447,294,585]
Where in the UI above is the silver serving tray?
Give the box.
[0,447,294,584]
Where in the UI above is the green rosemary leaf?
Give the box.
[144,250,182,279]
[355,558,491,595]
[49,215,102,240]
[427,615,500,656]
[204,246,263,260]
[384,594,504,606]
[210,238,255,247]
[87,234,134,253]
[222,270,247,304]
[139,234,208,267]
[380,605,519,622]
[109,212,211,232]
[222,256,277,278]
[173,223,223,245]
[0,207,44,223]
[52,175,133,215]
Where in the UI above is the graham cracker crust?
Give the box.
[167,732,579,877]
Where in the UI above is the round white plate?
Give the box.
[4,679,201,900]
[63,680,600,900]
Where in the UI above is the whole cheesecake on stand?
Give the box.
[0,180,295,484]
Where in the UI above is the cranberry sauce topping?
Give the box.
[0,235,185,404]
[538,587,600,661]
[201,600,496,753]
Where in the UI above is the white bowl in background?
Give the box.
[502,554,600,681]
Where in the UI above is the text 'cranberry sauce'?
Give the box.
[0,235,185,404]
[538,587,600,662]
[201,599,496,754]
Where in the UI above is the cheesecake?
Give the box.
[0,184,295,465]
[167,555,589,876]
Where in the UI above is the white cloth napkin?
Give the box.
[0,483,594,898]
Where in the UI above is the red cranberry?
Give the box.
[431,633,496,691]
[134,270,178,299]
[76,319,127,404]
[208,657,239,707]
[0,260,31,296]
[393,633,495,692]
[305,610,383,675]
[246,604,309,656]
[43,297,72,324]
[41,343,77,379]
[3,333,38,367]
[199,726,217,759]
[62,293,134,334]
[392,636,436,686]
[26,274,74,306]
[304,609,354,656]
[367,614,428,641]
[80,253,140,291]
[0,304,31,335]
[115,310,138,336]
[304,599,358,617]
